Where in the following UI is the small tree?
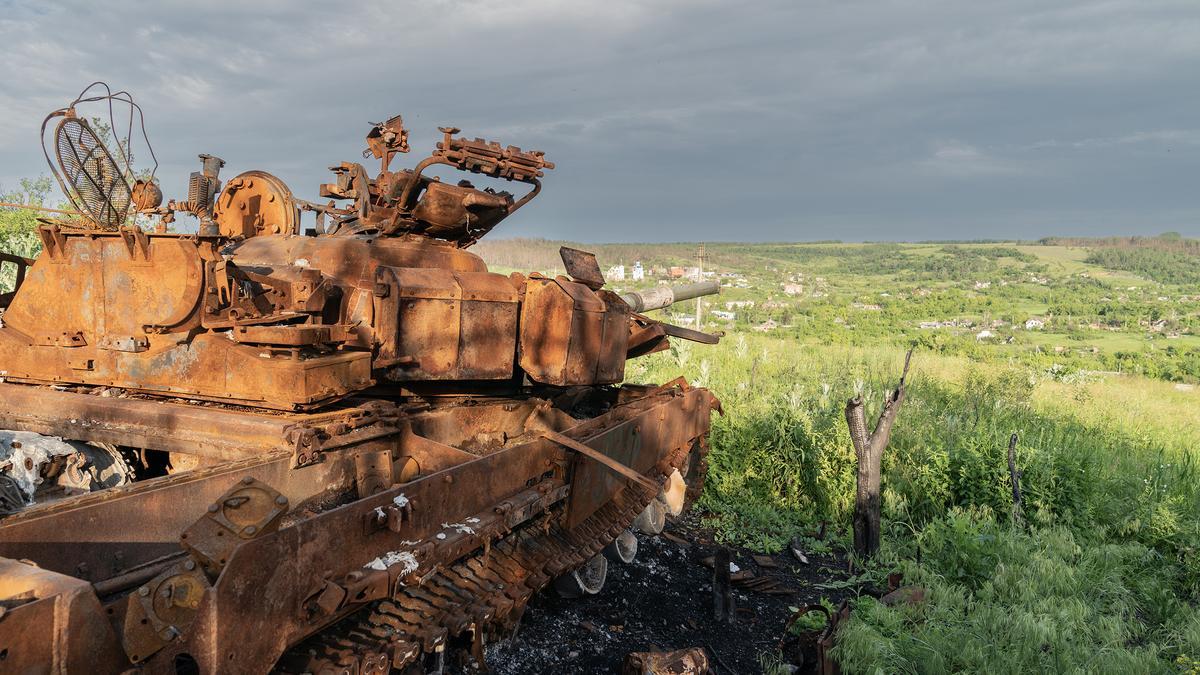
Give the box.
[845,348,913,559]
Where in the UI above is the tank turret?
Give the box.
[0,92,717,410]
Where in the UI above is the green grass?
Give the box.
[633,334,1200,673]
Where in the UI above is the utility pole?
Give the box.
[695,243,706,328]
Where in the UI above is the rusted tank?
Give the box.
[0,84,720,673]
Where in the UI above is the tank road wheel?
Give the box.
[660,468,687,517]
[553,553,609,598]
[632,498,666,535]
[603,529,639,564]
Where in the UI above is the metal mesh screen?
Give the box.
[54,117,132,228]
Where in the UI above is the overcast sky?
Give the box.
[2,0,1199,242]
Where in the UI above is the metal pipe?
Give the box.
[92,555,184,597]
[620,281,720,313]
[0,201,82,216]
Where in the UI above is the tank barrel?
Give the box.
[620,281,720,313]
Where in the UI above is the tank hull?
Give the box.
[0,380,715,673]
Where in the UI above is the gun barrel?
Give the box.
[620,281,720,313]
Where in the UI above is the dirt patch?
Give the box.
[488,515,857,674]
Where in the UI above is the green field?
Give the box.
[636,338,1200,673]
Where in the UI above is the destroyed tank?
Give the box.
[0,84,720,674]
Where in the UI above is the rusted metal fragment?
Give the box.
[623,647,710,675]
[559,246,605,290]
[881,585,927,606]
[0,558,127,673]
[779,601,852,675]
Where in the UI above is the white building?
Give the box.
[1025,318,1045,330]
[606,264,625,282]
[631,261,644,281]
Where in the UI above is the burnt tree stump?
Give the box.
[713,547,734,623]
[845,348,913,560]
[1007,432,1023,523]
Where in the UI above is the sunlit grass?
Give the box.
[631,333,1200,672]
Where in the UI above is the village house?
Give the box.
[710,310,736,321]
[976,329,995,340]
[631,262,644,281]
[1025,318,1045,330]
[606,264,625,282]
[782,283,804,295]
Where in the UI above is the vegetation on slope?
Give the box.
[479,237,1200,384]
[1085,247,1200,286]
[635,337,1200,673]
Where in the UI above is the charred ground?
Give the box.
[489,514,857,674]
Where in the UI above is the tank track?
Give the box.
[276,480,655,674]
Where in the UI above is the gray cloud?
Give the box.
[1,0,1198,241]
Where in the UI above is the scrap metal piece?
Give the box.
[559,246,605,290]
[0,430,82,499]
[623,647,710,675]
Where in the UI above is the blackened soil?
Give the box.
[487,515,856,674]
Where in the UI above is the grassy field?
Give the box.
[634,337,1200,673]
